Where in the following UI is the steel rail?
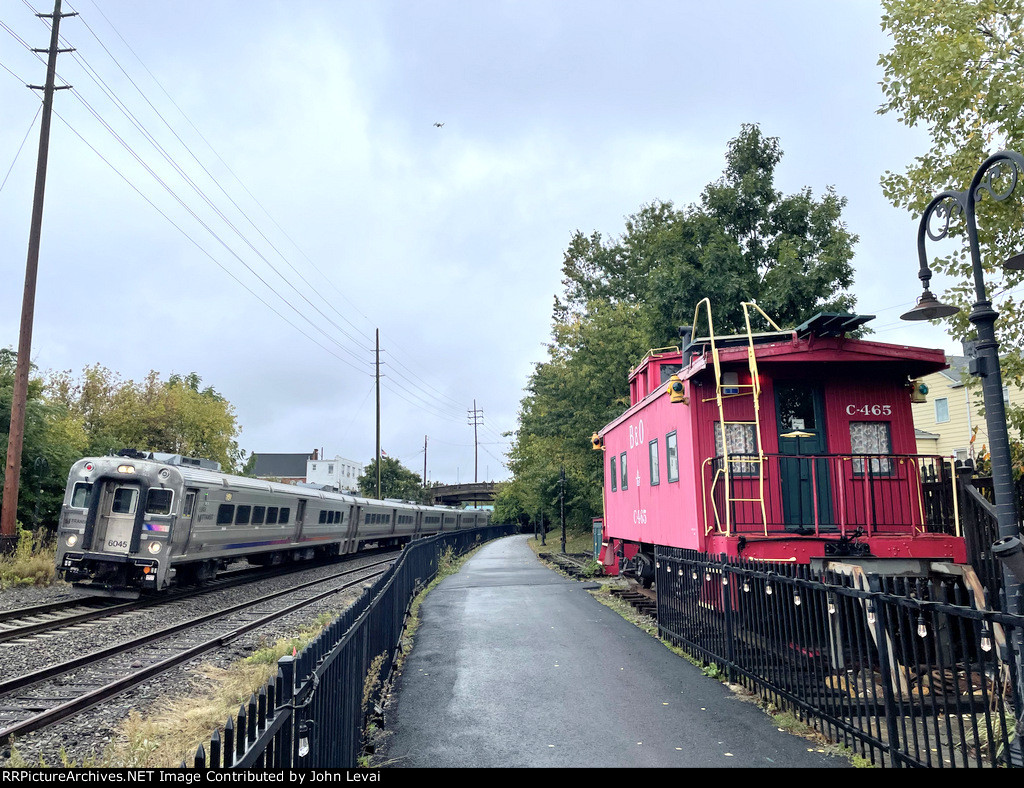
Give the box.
[0,559,393,744]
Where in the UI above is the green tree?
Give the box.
[358,456,428,502]
[503,124,859,530]
[0,349,89,530]
[45,366,246,472]
[878,0,1024,405]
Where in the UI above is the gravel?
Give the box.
[0,554,392,767]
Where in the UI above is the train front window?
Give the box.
[145,489,173,515]
[71,482,93,509]
[112,487,138,515]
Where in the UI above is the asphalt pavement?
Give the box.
[379,533,850,768]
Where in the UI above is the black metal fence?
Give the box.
[655,547,1023,767]
[189,524,515,768]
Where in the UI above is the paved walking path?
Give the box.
[380,534,849,768]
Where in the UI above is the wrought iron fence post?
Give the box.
[278,655,295,768]
[869,578,903,767]
[721,554,737,683]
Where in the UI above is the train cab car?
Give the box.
[597,303,967,585]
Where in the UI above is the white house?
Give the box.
[307,454,363,492]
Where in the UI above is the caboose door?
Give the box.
[775,382,834,529]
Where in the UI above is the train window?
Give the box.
[610,456,617,492]
[279,507,290,524]
[649,439,660,485]
[319,510,328,524]
[385,514,391,524]
[266,507,279,524]
[620,453,628,490]
[112,487,138,515]
[714,422,759,476]
[71,482,93,509]
[337,511,343,523]
[850,422,893,475]
[183,492,196,518]
[252,506,266,525]
[217,504,234,525]
[145,489,174,516]
[666,431,679,483]
[235,505,251,525]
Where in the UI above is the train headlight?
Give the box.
[147,541,162,554]
[117,464,136,474]
[65,533,79,548]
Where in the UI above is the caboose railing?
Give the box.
[703,453,958,538]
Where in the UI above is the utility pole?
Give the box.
[1,0,75,553]
[467,401,483,483]
[422,435,428,488]
[375,329,381,500]
[559,465,566,554]
[467,401,483,508]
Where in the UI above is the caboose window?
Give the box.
[71,482,93,509]
[666,431,679,482]
[145,489,173,515]
[217,504,234,525]
[714,422,759,476]
[850,422,893,475]
[620,453,628,490]
[610,457,617,491]
[649,439,660,485]
[659,363,682,385]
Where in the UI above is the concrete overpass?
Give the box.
[429,481,502,506]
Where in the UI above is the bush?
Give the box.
[0,525,56,588]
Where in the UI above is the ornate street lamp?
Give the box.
[903,150,1024,763]
[902,150,1023,542]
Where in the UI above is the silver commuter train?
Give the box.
[54,454,491,597]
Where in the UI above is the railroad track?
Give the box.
[0,551,397,645]
[0,558,393,744]
[539,552,658,617]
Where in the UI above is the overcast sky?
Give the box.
[0,1,967,485]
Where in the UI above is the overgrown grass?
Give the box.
[0,527,56,588]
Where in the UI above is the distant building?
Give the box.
[307,454,362,492]
[251,451,315,484]
[912,355,1024,461]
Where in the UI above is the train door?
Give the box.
[96,482,140,554]
[178,488,200,554]
[775,382,834,529]
[295,499,307,540]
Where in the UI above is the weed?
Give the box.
[0,526,56,588]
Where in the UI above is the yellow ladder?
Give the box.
[691,299,783,536]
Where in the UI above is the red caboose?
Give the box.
[597,301,967,586]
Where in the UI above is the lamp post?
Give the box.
[902,149,1024,762]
